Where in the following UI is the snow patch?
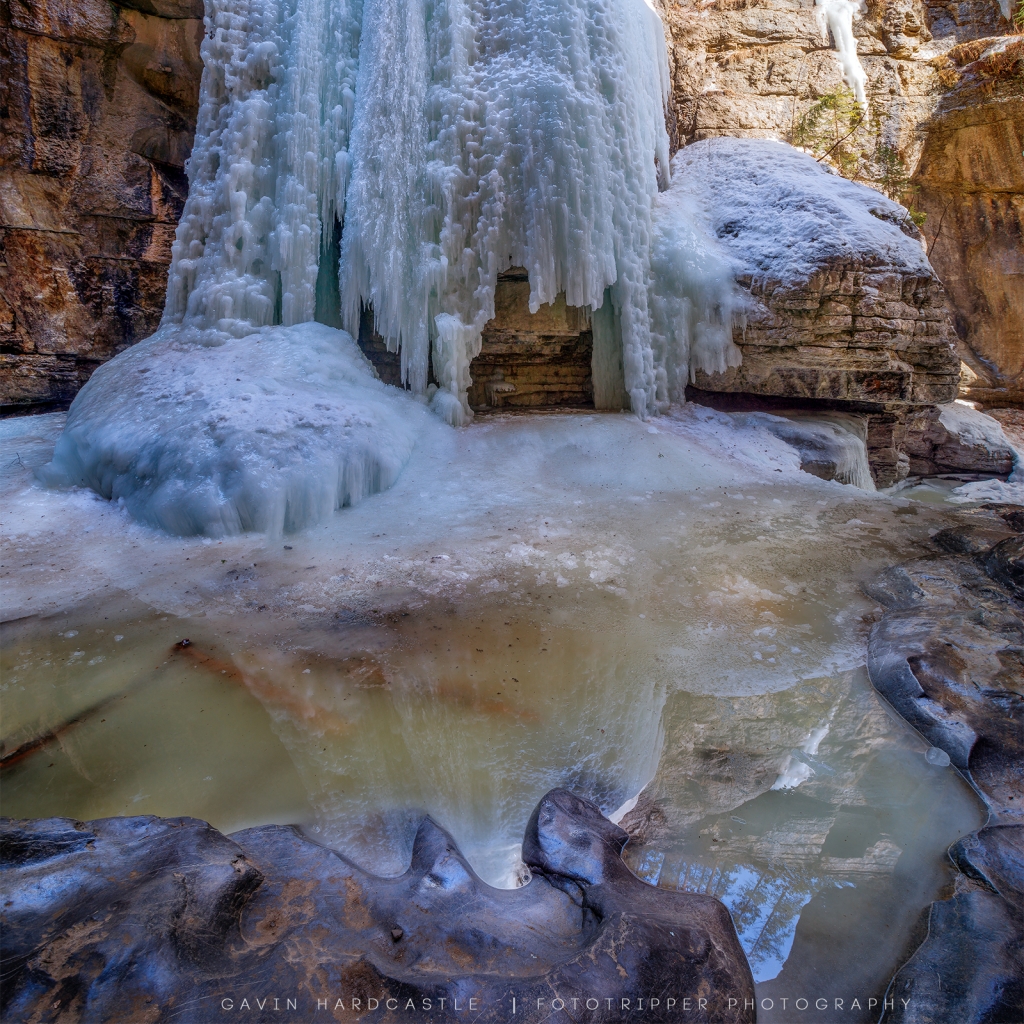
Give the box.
[950,479,1024,505]
[668,138,929,292]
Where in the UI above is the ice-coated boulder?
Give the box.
[37,323,435,537]
[670,138,960,411]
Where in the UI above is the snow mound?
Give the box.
[38,324,434,537]
[668,139,930,289]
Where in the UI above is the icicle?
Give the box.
[164,0,360,334]
[164,0,674,419]
[815,0,867,106]
[649,188,743,406]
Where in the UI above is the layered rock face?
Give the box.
[0,0,204,413]
[661,0,1008,157]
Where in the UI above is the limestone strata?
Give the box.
[660,0,1008,182]
[692,264,959,408]
[865,507,1024,1024]
[0,789,755,1023]
[0,0,204,412]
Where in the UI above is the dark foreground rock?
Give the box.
[864,507,1024,1024]
[0,789,755,1024]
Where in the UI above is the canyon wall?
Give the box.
[0,0,204,411]
[0,0,1019,416]
[661,0,1022,406]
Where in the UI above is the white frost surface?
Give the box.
[165,0,672,419]
[951,479,1024,504]
[649,186,744,403]
[37,324,434,537]
[667,139,929,291]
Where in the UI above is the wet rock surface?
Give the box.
[865,505,1024,1024]
[0,789,755,1023]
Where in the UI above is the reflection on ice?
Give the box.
[620,669,983,1003]
[230,609,666,887]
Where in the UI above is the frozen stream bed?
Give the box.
[0,407,987,1021]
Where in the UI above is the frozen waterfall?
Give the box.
[39,0,758,537]
[164,0,677,421]
[815,0,867,106]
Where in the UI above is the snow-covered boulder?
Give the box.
[904,400,1022,479]
[37,324,434,537]
[670,138,960,415]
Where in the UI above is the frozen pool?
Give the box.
[0,407,988,1020]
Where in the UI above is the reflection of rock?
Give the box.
[865,510,1024,1024]
[0,789,756,1023]
[0,0,204,413]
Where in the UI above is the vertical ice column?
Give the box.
[648,191,742,406]
[163,0,285,331]
[340,0,672,418]
[164,0,359,334]
[338,0,433,394]
[273,0,361,326]
[815,0,867,106]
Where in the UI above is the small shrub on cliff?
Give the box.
[875,144,927,227]
[791,91,926,227]
[789,87,869,179]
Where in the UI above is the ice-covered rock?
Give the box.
[736,413,875,490]
[672,138,959,414]
[37,324,434,537]
[905,400,1022,479]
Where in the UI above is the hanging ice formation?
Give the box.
[163,0,686,422]
[815,0,867,105]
